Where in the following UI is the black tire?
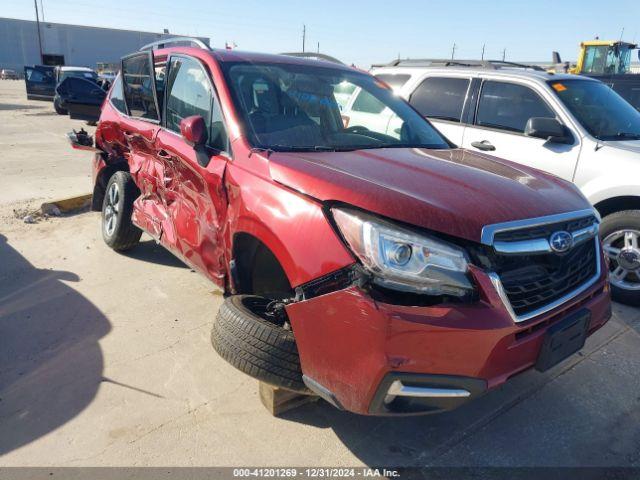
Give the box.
[53,96,67,115]
[101,171,142,251]
[211,295,308,392]
[600,210,640,306]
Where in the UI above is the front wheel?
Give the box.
[601,210,640,306]
[101,171,142,251]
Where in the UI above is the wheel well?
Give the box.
[594,196,640,219]
[232,233,293,298]
[92,161,129,211]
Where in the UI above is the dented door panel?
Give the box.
[154,130,228,287]
[116,118,164,239]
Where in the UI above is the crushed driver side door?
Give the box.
[153,54,230,287]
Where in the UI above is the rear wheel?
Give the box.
[101,171,142,251]
[53,96,67,115]
[601,210,640,306]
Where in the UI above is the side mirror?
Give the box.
[179,115,207,147]
[524,117,568,143]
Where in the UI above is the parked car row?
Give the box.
[61,38,621,417]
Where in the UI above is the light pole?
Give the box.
[34,0,44,63]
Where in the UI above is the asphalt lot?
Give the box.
[0,78,639,467]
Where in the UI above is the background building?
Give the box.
[0,17,209,72]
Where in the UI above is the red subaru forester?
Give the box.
[69,39,611,415]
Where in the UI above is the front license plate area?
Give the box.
[535,309,590,372]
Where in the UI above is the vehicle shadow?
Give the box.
[0,103,46,111]
[279,387,513,466]
[121,239,188,269]
[0,234,110,456]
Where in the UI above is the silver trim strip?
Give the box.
[139,37,211,52]
[493,223,599,255]
[386,380,471,398]
[488,237,602,323]
[481,208,597,246]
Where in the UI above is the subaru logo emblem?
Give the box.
[549,231,573,253]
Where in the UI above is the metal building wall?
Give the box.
[0,17,209,71]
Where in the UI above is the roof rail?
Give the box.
[279,52,345,65]
[373,58,545,71]
[139,37,211,52]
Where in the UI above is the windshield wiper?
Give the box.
[265,145,341,152]
[601,132,640,141]
[355,143,447,150]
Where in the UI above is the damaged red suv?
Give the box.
[70,39,611,415]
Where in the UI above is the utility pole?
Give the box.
[317,41,320,53]
[451,42,457,60]
[34,0,43,63]
[40,0,45,22]
[502,48,506,61]
[481,44,485,60]
[302,24,306,52]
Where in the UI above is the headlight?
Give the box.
[331,207,474,297]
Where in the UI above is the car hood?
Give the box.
[268,147,590,243]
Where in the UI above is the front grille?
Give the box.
[495,240,597,317]
[493,215,596,243]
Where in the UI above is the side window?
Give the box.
[409,77,469,122]
[476,81,555,133]
[26,68,52,83]
[351,88,386,114]
[210,96,228,153]
[121,53,160,121]
[109,74,126,113]
[165,56,228,152]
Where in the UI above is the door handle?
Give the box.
[471,140,496,152]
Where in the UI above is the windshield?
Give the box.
[549,79,640,141]
[221,61,450,151]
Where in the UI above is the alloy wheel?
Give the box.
[603,229,640,291]
[103,182,120,237]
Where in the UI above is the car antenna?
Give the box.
[595,28,626,151]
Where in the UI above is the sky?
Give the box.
[3,0,640,68]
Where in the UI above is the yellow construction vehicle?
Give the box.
[552,40,640,110]
[572,40,638,75]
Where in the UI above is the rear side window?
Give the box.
[476,81,555,133]
[109,75,126,113]
[409,77,469,122]
[374,73,411,90]
[121,53,160,121]
[351,89,386,114]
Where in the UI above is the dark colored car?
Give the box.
[24,65,104,115]
[55,76,107,121]
[68,40,611,416]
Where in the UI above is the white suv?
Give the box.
[341,60,640,305]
